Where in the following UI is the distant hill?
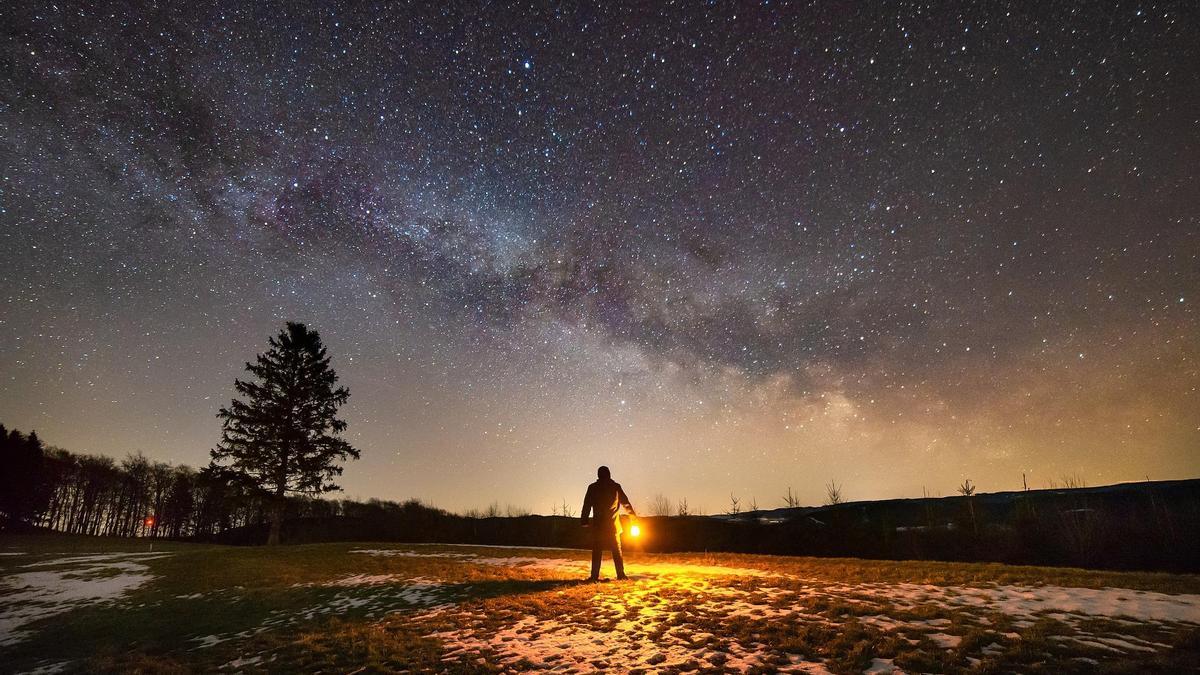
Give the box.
[724,478,1198,523]
[690,478,1200,571]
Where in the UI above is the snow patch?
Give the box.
[874,582,1200,624]
[220,653,277,670]
[293,573,411,588]
[864,657,905,674]
[192,578,449,650]
[350,549,476,559]
[430,614,779,672]
[0,553,169,646]
[19,661,71,674]
[926,632,962,649]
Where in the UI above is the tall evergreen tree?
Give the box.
[210,322,359,545]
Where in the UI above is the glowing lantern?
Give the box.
[144,516,155,528]
[629,524,641,537]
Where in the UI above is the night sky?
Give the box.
[2,2,1197,513]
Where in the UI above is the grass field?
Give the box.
[1,535,1198,673]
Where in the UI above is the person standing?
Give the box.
[580,465,637,581]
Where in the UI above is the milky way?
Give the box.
[1,2,1197,512]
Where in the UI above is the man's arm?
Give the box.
[580,485,593,525]
[618,484,636,517]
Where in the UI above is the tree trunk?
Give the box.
[266,496,284,545]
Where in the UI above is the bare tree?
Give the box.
[649,493,673,517]
[748,497,758,512]
[505,504,531,517]
[727,493,741,515]
[145,462,173,538]
[1060,474,1086,489]
[958,479,978,535]
[782,486,801,508]
[922,486,934,528]
[825,480,844,506]
[676,497,690,516]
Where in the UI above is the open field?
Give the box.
[1,535,1199,673]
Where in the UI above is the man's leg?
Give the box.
[590,541,602,580]
[612,532,627,580]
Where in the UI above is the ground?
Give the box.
[1,535,1198,673]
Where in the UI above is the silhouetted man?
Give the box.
[580,465,637,581]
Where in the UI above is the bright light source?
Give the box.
[630,524,641,537]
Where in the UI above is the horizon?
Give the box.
[2,2,1198,516]
[6,422,1196,517]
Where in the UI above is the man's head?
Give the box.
[597,465,611,480]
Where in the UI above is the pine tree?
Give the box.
[210,322,359,545]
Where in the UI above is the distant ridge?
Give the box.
[720,478,1200,522]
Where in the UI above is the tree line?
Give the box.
[0,321,362,545]
[0,421,450,539]
[0,423,264,537]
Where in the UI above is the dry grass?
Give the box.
[1,536,1198,673]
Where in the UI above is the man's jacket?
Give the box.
[581,478,634,534]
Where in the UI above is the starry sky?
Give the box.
[1,1,1197,514]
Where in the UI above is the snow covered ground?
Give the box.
[355,546,1200,673]
[0,552,170,647]
[2,543,1198,673]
